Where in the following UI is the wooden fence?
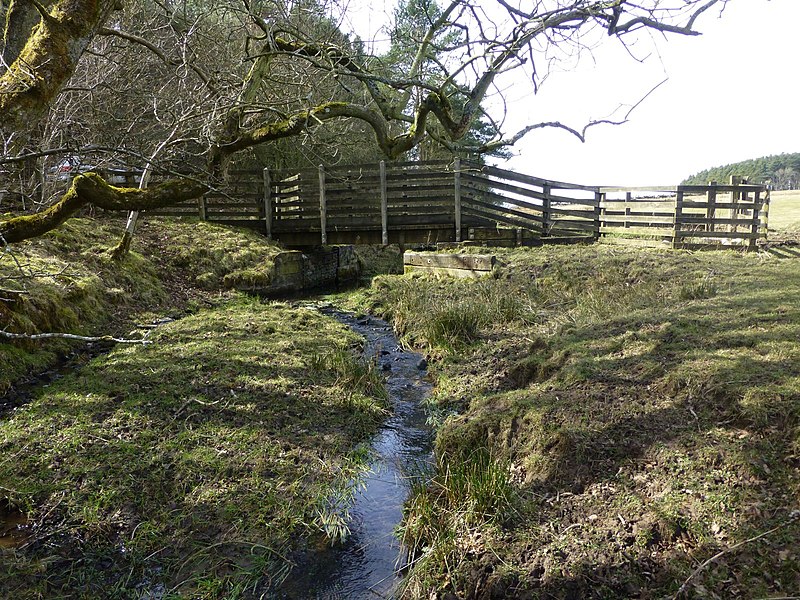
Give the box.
[145,160,770,248]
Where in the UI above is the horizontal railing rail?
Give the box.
[133,160,769,249]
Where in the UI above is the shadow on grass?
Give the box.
[442,267,800,598]
[0,300,387,598]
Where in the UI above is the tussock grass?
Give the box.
[354,244,800,599]
[0,298,388,598]
[400,448,514,596]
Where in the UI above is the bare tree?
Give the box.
[1,0,728,244]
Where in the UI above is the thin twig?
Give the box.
[673,511,800,598]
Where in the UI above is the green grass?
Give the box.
[0,296,388,598]
[0,217,389,598]
[765,189,800,233]
[0,217,283,393]
[352,244,800,598]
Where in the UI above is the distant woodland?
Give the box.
[683,153,800,189]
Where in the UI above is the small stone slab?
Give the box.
[403,252,496,278]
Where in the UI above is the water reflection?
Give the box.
[277,310,433,599]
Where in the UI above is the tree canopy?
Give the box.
[683,152,800,189]
[1,0,729,243]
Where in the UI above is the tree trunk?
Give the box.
[0,0,120,148]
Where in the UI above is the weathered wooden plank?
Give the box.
[380,160,389,244]
[547,205,596,219]
[681,201,760,210]
[386,181,453,191]
[677,229,759,240]
[404,251,496,272]
[677,216,755,226]
[454,157,462,242]
[463,196,544,224]
[462,205,543,231]
[678,184,767,193]
[461,173,543,199]
[465,162,599,192]
[549,219,597,231]
[601,210,675,218]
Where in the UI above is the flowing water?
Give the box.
[277,308,434,599]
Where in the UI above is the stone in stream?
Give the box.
[416,358,428,370]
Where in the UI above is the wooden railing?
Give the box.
[144,160,770,248]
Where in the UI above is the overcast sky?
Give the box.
[341,0,799,186]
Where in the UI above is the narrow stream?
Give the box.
[278,308,434,599]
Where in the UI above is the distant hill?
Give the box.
[682,153,800,189]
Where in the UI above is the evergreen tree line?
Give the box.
[682,153,800,189]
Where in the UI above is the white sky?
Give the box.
[339,0,800,186]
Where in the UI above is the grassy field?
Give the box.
[345,243,800,598]
[766,189,800,234]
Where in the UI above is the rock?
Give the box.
[416,358,428,370]
[382,362,392,372]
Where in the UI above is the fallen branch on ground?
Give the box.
[0,330,152,345]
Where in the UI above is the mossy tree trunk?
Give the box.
[0,0,120,148]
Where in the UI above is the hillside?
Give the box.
[682,152,800,188]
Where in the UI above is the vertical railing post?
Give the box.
[198,195,207,221]
[624,191,632,228]
[672,190,684,249]
[454,157,462,242]
[761,187,771,239]
[380,160,388,245]
[749,189,762,250]
[706,185,717,233]
[318,164,327,245]
[542,184,551,236]
[263,167,272,240]
[730,175,742,233]
[593,190,602,240]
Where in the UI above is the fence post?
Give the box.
[380,160,388,245]
[624,191,631,228]
[454,157,462,242]
[542,184,551,236]
[263,167,272,240]
[761,187,771,238]
[749,189,762,250]
[672,190,684,249]
[198,195,207,221]
[729,175,741,233]
[593,191,602,240]
[706,185,717,232]
[318,164,327,245]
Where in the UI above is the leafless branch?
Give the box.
[0,330,152,345]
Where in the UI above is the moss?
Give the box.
[0,216,281,393]
[0,298,387,598]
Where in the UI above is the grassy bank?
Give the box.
[0,218,388,598]
[347,243,800,598]
[0,217,280,393]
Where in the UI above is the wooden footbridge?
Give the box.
[148,159,770,249]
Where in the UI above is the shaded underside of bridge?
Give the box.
[146,159,770,250]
